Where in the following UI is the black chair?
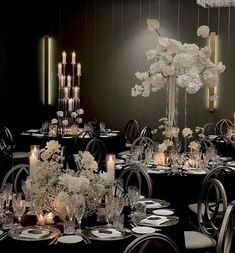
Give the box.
[123,233,181,253]
[215,119,234,136]
[85,138,107,166]
[216,203,235,253]
[124,120,140,146]
[140,126,153,139]
[1,164,29,193]
[184,178,228,252]
[117,163,153,198]
[203,123,219,136]
[0,127,29,165]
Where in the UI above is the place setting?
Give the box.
[82,226,132,241]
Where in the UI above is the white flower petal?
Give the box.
[147,18,160,31]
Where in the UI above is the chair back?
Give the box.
[117,163,153,198]
[140,126,153,139]
[203,123,218,136]
[0,127,14,153]
[215,119,234,136]
[85,138,107,166]
[197,178,228,238]
[1,164,29,193]
[77,129,98,139]
[123,233,181,253]
[216,204,235,253]
[124,120,139,144]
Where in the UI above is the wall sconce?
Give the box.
[40,36,56,106]
[208,32,217,112]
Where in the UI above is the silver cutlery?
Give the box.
[49,234,61,245]
[80,233,92,244]
[0,232,8,241]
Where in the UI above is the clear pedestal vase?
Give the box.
[166,75,179,128]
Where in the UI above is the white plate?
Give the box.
[0,230,3,236]
[111,130,120,133]
[153,209,174,216]
[227,161,235,167]
[27,129,39,133]
[57,235,83,244]
[186,170,206,175]
[132,226,156,234]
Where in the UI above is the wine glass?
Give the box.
[74,196,85,234]
[12,193,25,225]
[2,183,12,210]
[127,185,140,217]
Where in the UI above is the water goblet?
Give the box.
[73,195,85,233]
[12,193,26,225]
[127,185,140,217]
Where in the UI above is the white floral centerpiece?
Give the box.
[131,19,225,127]
[28,140,108,217]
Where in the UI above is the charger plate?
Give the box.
[82,226,131,241]
[133,215,179,228]
[8,226,61,241]
[138,198,170,209]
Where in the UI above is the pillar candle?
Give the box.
[153,151,165,166]
[106,154,115,181]
[77,63,81,76]
[74,87,79,99]
[58,63,62,75]
[29,152,38,178]
[72,52,76,65]
[67,75,71,88]
[68,98,74,112]
[62,51,67,64]
[37,214,46,225]
[64,87,69,99]
[46,212,54,224]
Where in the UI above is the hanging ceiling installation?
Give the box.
[197,0,235,7]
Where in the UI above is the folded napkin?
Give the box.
[138,200,162,209]
[91,228,122,239]
[19,229,50,239]
[140,215,169,226]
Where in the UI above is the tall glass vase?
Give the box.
[166,75,178,127]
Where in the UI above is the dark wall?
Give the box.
[0,0,234,136]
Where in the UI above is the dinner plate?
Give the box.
[185,169,207,175]
[57,235,83,244]
[27,129,39,133]
[132,226,156,234]
[82,226,131,241]
[227,161,235,167]
[147,169,168,174]
[153,209,174,216]
[115,159,125,164]
[8,226,61,241]
[110,130,120,133]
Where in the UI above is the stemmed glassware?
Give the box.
[127,185,140,217]
[2,183,12,210]
[12,193,25,226]
[73,195,85,234]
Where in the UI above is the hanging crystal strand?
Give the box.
[184,90,187,128]
[184,89,188,154]
[168,76,176,128]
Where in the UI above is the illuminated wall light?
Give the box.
[40,36,56,105]
[208,32,218,112]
